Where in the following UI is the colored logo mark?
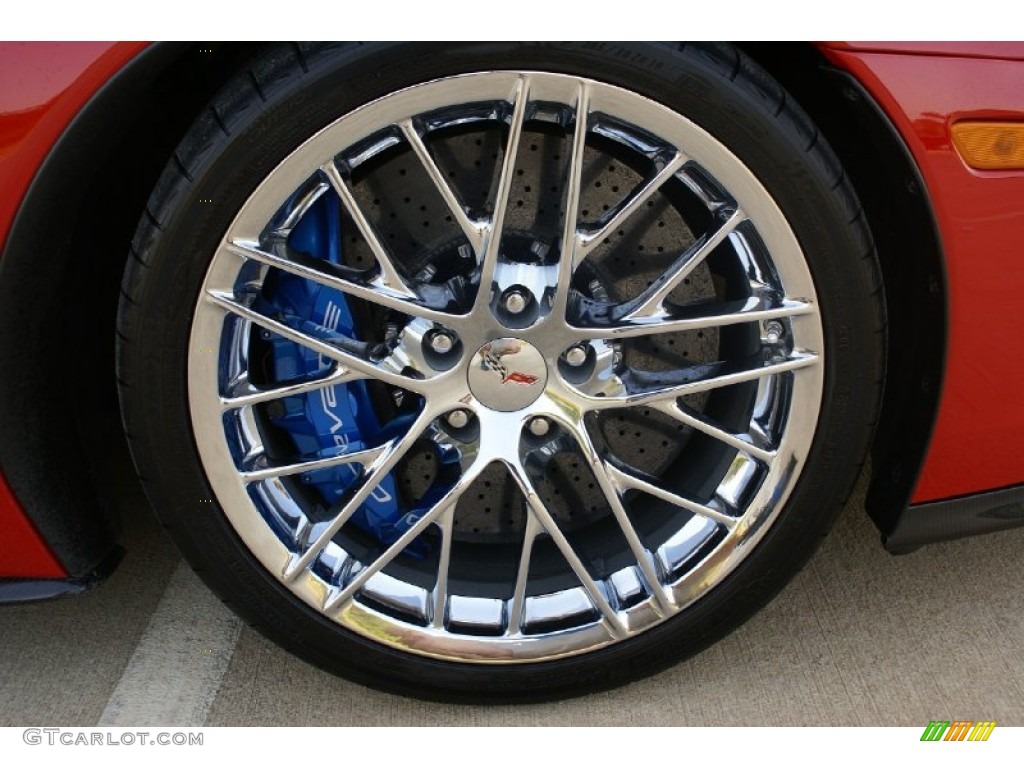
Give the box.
[481,350,538,386]
[503,371,539,386]
[920,720,996,741]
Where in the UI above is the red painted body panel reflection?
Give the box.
[828,41,1024,61]
[820,47,1024,503]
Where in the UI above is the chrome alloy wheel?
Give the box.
[188,71,823,662]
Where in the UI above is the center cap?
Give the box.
[467,338,548,412]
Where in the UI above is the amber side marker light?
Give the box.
[951,121,1024,170]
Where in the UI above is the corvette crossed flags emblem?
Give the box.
[480,344,539,386]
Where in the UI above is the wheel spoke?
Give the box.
[603,460,737,529]
[577,153,687,262]
[579,350,819,411]
[273,181,331,238]
[323,459,483,613]
[206,289,433,394]
[621,207,747,320]
[430,505,456,629]
[550,82,591,320]
[652,399,776,463]
[569,421,672,614]
[571,297,813,340]
[474,76,530,312]
[321,160,418,299]
[220,366,355,410]
[507,460,627,639]
[225,239,463,326]
[240,442,391,484]
[283,407,438,580]
[505,512,541,637]
[399,119,486,255]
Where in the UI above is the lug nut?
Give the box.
[429,330,455,354]
[446,409,470,429]
[528,417,550,437]
[564,344,589,367]
[502,289,529,315]
[764,321,785,345]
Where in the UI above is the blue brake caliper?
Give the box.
[253,192,429,550]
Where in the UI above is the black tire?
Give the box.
[117,42,884,702]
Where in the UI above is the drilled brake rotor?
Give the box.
[339,126,719,542]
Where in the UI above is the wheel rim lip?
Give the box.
[187,70,824,663]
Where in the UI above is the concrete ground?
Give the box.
[3,465,1023,727]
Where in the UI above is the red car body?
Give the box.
[1,42,1022,593]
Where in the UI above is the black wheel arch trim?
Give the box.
[0,42,262,577]
[816,64,948,545]
[738,43,949,548]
